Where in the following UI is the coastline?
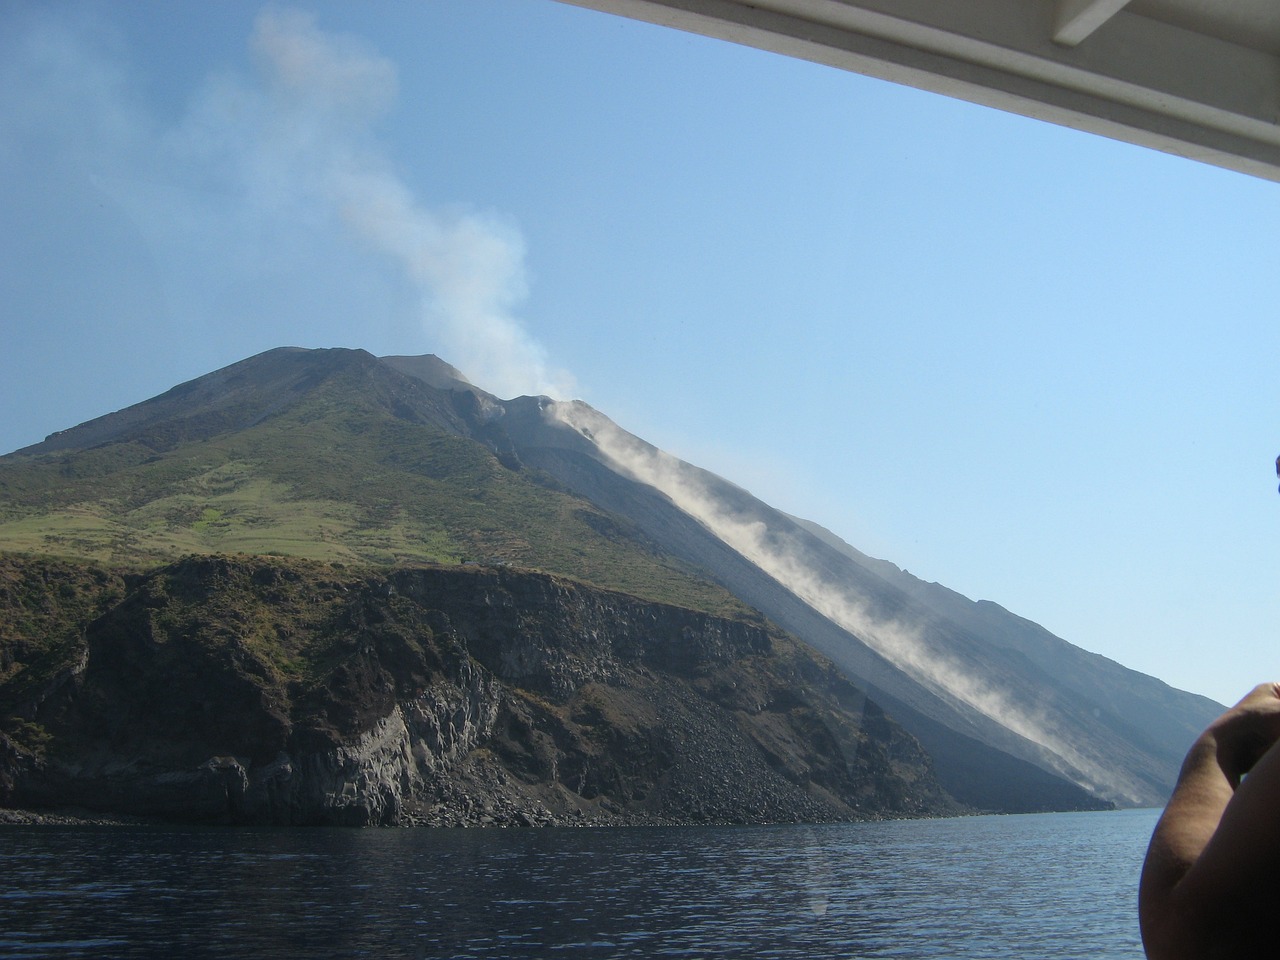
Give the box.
[0,807,155,827]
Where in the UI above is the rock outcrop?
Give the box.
[0,554,964,825]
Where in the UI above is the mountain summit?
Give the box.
[0,347,1219,817]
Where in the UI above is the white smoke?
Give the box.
[550,400,1142,803]
[239,9,573,399]
[10,7,572,401]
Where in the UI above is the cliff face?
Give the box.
[0,554,962,826]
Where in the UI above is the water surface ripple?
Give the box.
[0,808,1156,959]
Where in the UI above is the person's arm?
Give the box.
[1139,682,1280,960]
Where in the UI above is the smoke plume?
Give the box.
[3,7,571,401]
[240,9,573,399]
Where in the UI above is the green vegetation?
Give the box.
[0,374,746,618]
[0,552,417,762]
[129,555,380,687]
[0,554,127,732]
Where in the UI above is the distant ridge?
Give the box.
[379,354,473,391]
[19,347,328,456]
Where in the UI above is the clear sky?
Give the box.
[2,0,1276,707]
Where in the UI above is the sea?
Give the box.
[0,807,1157,959]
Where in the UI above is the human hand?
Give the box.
[1207,682,1280,785]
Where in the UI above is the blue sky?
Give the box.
[2,0,1277,706]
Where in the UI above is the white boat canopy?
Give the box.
[556,0,1280,183]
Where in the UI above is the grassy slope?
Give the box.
[0,378,746,618]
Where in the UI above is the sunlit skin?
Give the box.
[1140,683,1280,959]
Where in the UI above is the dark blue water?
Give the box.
[0,808,1156,959]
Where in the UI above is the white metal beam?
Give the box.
[555,0,1280,184]
[1053,0,1134,47]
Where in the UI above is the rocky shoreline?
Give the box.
[1,804,906,829]
[0,807,157,826]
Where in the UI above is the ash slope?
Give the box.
[399,357,1220,810]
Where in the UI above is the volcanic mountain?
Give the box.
[0,347,1221,817]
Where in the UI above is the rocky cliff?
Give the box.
[0,554,963,826]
